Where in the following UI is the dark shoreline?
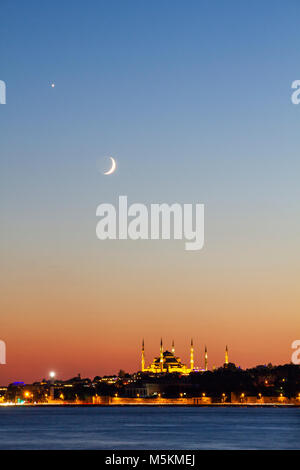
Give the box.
[1,403,300,408]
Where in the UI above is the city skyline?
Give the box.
[0,338,295,386]
[1,1,300,385]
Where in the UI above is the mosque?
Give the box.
[141,339,229,374]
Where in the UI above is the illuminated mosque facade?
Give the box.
[141,339,229,374]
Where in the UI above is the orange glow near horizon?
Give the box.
[1,0,300,389]
[0,239,298,385]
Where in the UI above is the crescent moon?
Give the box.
[103,157,117,175]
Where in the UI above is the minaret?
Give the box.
[172,340,175,355]
[160,338,164,372]
[190,338,194,371]
[141,339,145,371]
[225,345,229,365]
[204,345,208,371]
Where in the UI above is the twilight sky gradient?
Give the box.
[1,0,300,384]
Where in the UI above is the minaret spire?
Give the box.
[204,345,208,371]
[141,339,145,371]
[190,338,194,371]
[172,340,175,355]
[225,345,229,366]
[160,338,164,372]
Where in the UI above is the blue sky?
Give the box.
[1,0,299,253]
[1,1,299,192]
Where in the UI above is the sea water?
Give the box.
[0,406,299,450]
